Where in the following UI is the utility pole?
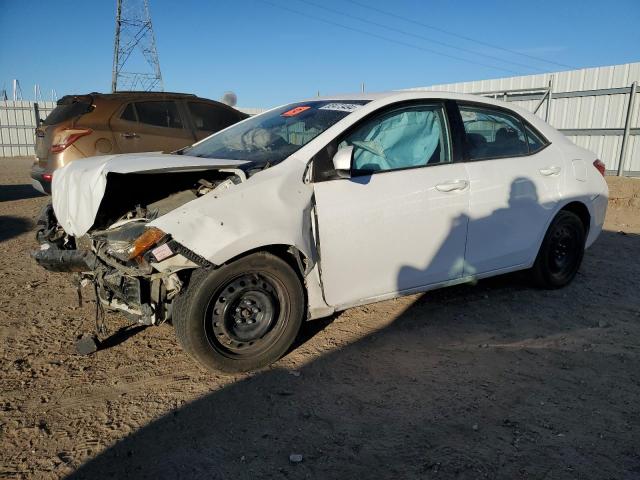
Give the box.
[111,0,163,92]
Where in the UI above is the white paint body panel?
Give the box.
[314,164,469,307]
[462,144,565,275]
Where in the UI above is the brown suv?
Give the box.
[31,91,248,193]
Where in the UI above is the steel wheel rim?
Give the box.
[548,224,578,275]
[205,273,285,356]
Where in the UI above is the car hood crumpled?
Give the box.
[51,152,249,237]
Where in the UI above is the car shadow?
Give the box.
[0,184,44,202]
[0,215,33,242]
[67,228,640,479]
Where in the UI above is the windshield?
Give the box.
[183,100,370,165]
[43,95,93,126]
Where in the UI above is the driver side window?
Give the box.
[340,104,451,174]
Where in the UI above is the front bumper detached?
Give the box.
[31,247,99,272]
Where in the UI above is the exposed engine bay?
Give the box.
[33,167,247,326]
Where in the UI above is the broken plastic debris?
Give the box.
[289,454,303,463]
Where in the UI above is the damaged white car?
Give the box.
[33,92,608,372]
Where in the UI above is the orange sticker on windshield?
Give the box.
[281,106,311,117]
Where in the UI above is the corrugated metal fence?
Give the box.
[404,62,640,175]
[0,100,56,157]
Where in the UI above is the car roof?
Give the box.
[308,90,544,122]
[55,92,243,112]
[91,91,198,98]
[305,90,515,107]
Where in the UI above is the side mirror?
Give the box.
[332,146,353,179]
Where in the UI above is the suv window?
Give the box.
[120,103,137,122]
[340,104,451,173]
[135,101,183,129]
[188,102,240,132]
[43,98,92,125]
[460,106,528,160]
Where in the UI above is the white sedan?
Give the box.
[35,91,608,372]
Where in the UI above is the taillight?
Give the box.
[593,159,606,177]
[42,174,52,182]
[50,128,92,153]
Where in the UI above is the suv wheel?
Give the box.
[174,252,304,372]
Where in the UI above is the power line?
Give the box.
[346,0,574,70]
[295,0,543,73]
[257,0,521,74]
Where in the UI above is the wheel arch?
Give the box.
[220,243,312,281]
[559,200,591,236]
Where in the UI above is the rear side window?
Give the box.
[525,124,546,153]
[460,106,528,160]
[135,101,183,129]
[187,102,241,132]
[43,100,92,125]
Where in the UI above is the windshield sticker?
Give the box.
[318,103,362,113]
[281,106,311,117]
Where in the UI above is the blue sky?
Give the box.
[1,0,638,108]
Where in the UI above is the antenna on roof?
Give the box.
[221,91,237,107]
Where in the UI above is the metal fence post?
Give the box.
[617,81,637,176]
[545,77,554,122]
[33,102,40,125]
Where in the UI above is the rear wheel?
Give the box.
[174,252,304,372]
[531,210,586,289]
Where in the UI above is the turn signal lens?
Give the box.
[50,128,92,153]
[128,227,166,260]
[593,159,606,177]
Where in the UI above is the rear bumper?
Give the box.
[30,166,52,195]
[586,193,608,249]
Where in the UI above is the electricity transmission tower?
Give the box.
[111,0,164,92]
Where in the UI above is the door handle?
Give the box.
[435,179,469,192]
[539,166,561,176]
[120,132,140,139]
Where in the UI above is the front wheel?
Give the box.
[530,210,586,289]
[173,252,304,372]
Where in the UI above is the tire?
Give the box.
[173,252,304,372]
[531,210,586,289]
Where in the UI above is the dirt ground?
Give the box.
[1,156,639,480]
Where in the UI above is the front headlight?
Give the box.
[102,223,166,262]
[128,227,166,260]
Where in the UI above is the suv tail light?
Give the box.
[593,159,606,177]
[50,128,92,153]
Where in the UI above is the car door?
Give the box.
[111,100,196,154]
[458,103,563,275]
[313,102,470,308]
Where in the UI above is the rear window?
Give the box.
[188,102,241,132]
[43,99,93,125]
[135,101,183,129]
